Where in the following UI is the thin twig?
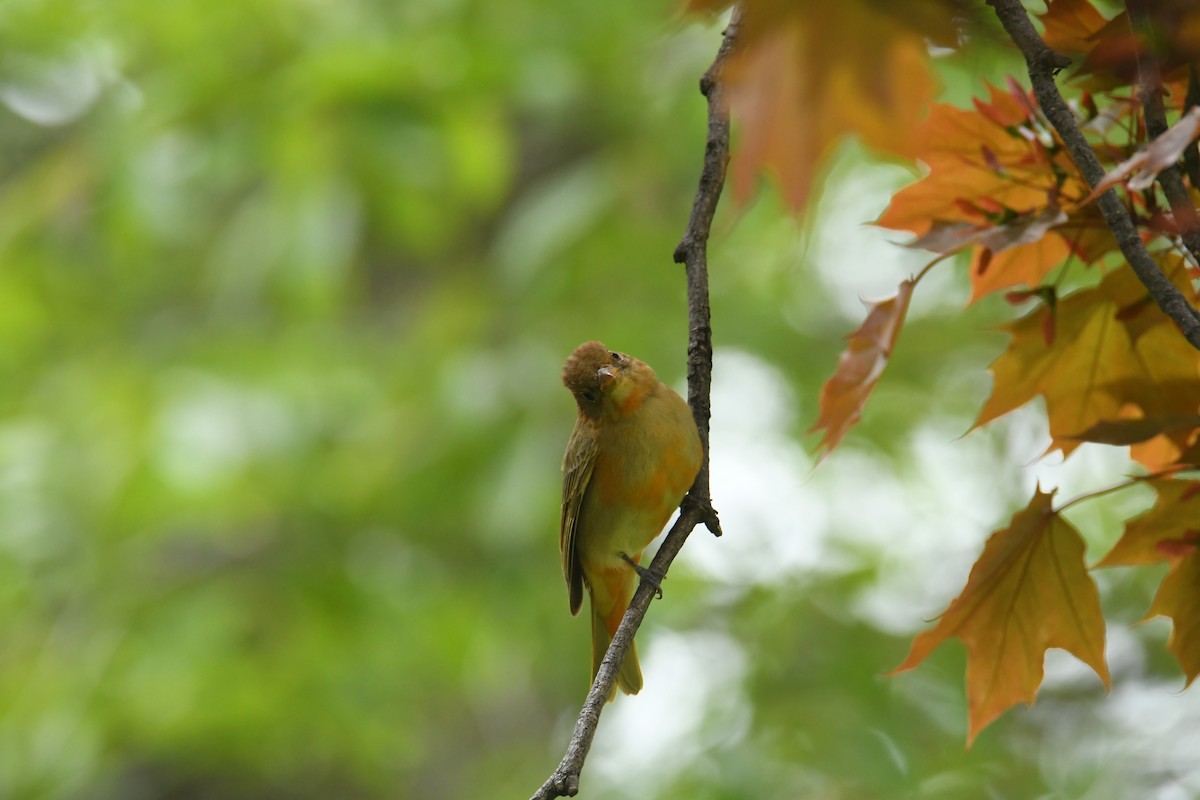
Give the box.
[987,0,1200,350]
[1056,467,1186,513]
[1127,0,1200,263]
[528,9,737,799]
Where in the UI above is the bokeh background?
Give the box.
[3,0,1200,798]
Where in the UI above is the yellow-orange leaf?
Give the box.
[1148,551,1200,686]
[1095,257,1200,467]
[1097,478,1200,567]
[973,262,1200,459]
[892,488,1110,745]
[1119,321,1200,469]
[809,279,914,458]
[974,287,1133,456]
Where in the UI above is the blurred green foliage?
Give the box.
[1,1,1198,799]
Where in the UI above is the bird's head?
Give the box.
[562,341,656,420]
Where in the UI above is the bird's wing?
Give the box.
[560,419,598,616]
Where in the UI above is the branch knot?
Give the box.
[1038,50,1071,75]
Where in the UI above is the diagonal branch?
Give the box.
[528,9,736,800]
[1127,0,1200,263]
[1183,66,1200,190]
[987,0,1200,351]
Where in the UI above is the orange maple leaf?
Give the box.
[1147,550,1200,686]
[969,230,1073,302]
[695,0,957,211]
[808,278,914,458]
[1097,478,1200,567]
[891,488,1110,745]
[877,82,1061,237]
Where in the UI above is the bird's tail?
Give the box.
[590,601,642,700]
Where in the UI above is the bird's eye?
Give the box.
[581,390,599,403]
[610,351,622,362]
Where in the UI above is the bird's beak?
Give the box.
[597,365,616,388]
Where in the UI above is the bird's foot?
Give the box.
[620,552,664,599]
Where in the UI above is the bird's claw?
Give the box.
[620,552,664,599]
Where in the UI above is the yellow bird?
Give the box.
[560,341,702,697]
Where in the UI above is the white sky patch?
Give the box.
[678,350,829,584]
[678,347,1020,625]
[833,426,1016,634]
[807,155,960,319]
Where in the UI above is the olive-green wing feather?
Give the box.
[560,419,598,616]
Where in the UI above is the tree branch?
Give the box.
[1183,65,1200,190]
[987,0,1200,351]
[528,9,737,799]
[1127,0,1200,263]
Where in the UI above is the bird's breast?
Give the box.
[593,393,701,512]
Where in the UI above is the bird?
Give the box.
[560,340,702,698]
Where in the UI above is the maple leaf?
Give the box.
[969,231,1073,302]
[693,0,960,211]
[809,278,913,458]
[877,82,1058,236]
[973,261,1200,458]
[891,488,1110,745]
[974,283,1134,455]
[1147,550,1200,685]
[1098,259,1200,467]
[1116,347,1200,469]
[1097,478,1200,567]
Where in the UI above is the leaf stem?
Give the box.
[1056,469,1183,513]
[914,251,956,284]
[1056,480,1141,513]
